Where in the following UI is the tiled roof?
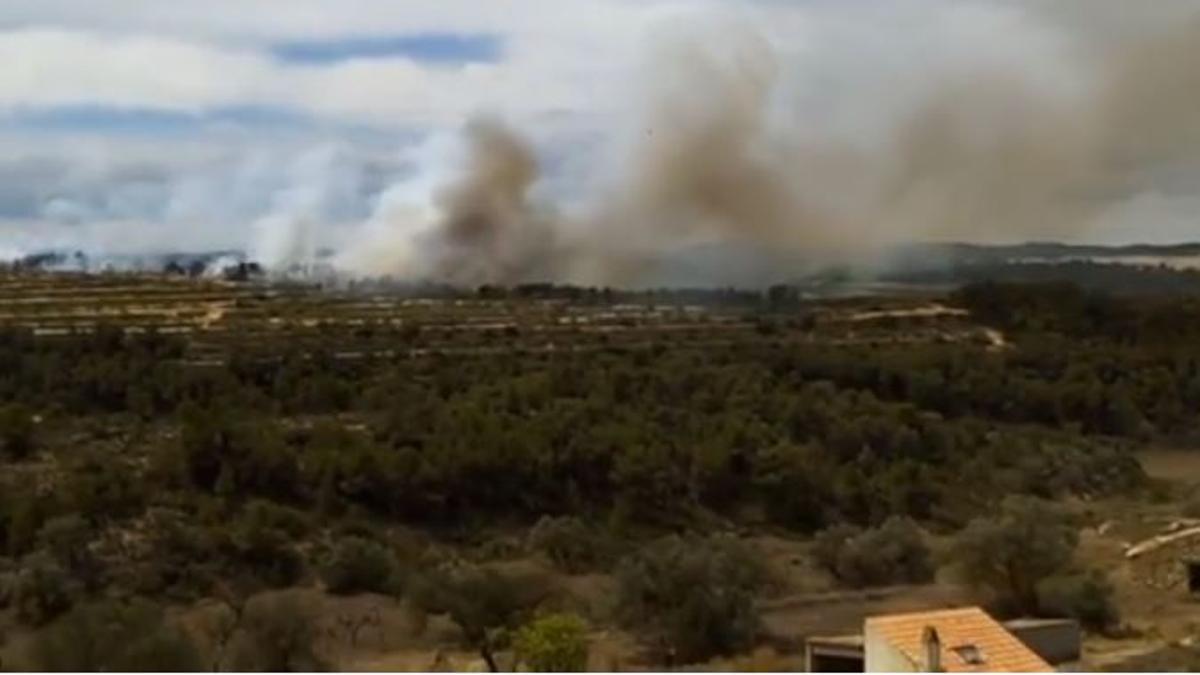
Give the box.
[866,607,1052,672]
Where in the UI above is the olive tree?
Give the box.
[951,496,1078,614]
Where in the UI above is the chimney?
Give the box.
[922,626,942,672]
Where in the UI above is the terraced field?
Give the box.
[0,271,998,363]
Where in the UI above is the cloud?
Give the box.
[0,27,635,127]
[0,0,676,43]
[0,0,673,126]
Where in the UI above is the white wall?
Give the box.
[864,624,917,673]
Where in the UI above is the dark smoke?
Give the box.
[427,118,564,285]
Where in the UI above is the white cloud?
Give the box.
[0,30,269,111]
[0,29,592,125]
[0,0,678,43]
[0,1,687,127]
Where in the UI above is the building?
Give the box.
[1125,524,1200,592]
[807,607,1076,672]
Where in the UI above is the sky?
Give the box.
[0,0,1197,269]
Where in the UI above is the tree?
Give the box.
[611,443,692,526]
[321,536,400,595]
[527,516,610,574]
[0,404,36,460]
[29,599,203,671]
[36,515,103,591]
[1036,571,1119,632]
[409,563,542,672]
[951,496,1078,613]
[226,501,306,589]
[177,405,299,501]
[753,443,833,532]
[615,535,765,664]
[515,613,589,672]
[11,553,77,626]
[813,517,935,588]
[226,594,328,672]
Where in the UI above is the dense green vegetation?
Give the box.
[0,279,1190,668]
[951,496,1119,632]
[886,259,1200,296]
[514,612,590,672]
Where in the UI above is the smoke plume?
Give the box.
[8,2,1196,287]
[335,118,566,285]
[331,4,1200,286]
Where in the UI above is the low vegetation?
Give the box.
[615,536,766,664]
[950,496,1118,631]
[29,599,203,672]
[0,275,1185,668]
[813,517,934,588]
[514,613,590,672]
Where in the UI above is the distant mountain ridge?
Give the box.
[899,241,1200,262]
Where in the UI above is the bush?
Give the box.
[409,563,544,672]
[527,516,610,574]
[813,517,934,588]
[29,599,204,671]
[12,553,78,626]
[0,404,36,460]
[321,536,399,595]
[227,504,305,589]
[37,514,103,591]
[812,524,862,577]
[753,443,833,533]
[227,594,328,672]
[127,508,222,598]
[951,496,1078,613]
[1036,571,1119,632]
[515,613,589,672]
[62,451,147,519]
[615,535,765,665]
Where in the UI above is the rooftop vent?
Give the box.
[953,644,986,666]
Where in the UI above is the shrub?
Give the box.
[227,504,305,589]
[227,594,328,672]
[527,516,610,574]
[240,499,313,538]
[615,535,765,664]
[952,496,1078,613]
[409,563,543,672]
[62,451,147,519]
[37,514,103,591]
[1036,571,1119,632]
[321,536,399,595]
[129,508,222,598]
[12,553,78,626]
[813,517,934,588]
[753,443,833,532]
[0,404,36,460]
[29,599,204,671]
[812,524,862,577]
[515,613,589,672]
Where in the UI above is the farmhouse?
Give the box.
[807,607,1076,672]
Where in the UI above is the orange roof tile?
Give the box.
[866,607,1052,673]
